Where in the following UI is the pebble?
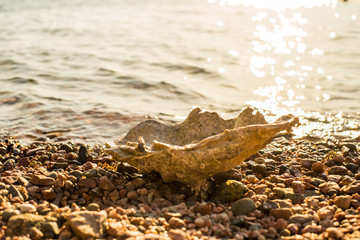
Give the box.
[99,176,116,191]
[211,180,249,203]
[87,203,100,211]
[30,175,55,186]
[78,178,97,188]
[333,195,351,210]
[279,229,291,236]
[311,162,325,173]
[303,225,322,233]
[270,208,293,220]
[231,198,256,216]
[292,181,305,194]
[20,203,36,213]
[168,217,186,229]
[67,211,107,239]
[60,144,73,153]
[69,170,83,180]
[326,227,344,239]
[328,166,349,175]
[288,214,314,224]
[274,218,288,231]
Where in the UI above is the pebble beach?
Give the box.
[1,131,360,240]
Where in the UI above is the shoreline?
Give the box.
[0,130,360,239]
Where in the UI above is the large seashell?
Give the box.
[107,108,299,192]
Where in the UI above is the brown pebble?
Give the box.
[168,229,187,240]
[326,227,344,239]
[30,175,55,186]
[312,162,325,173]
[196,202,213,215]
[194,217,205,228]
[274,218,287,231]
[292,181,305,194]
[287,223,299,234]
[270,208,293,220]
[78,178,97,188]
[41,187,56,200]
[303,225,323,233]
[168,217,186,229]
[334,195,351,210]
[127,191,139,200]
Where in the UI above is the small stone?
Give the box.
[333,195,351,210]
[30,175,55,186]
[288,214,313,224]
[274,218,287,231]
[109,190,119,202]
[342,181,360,194]
[252,164,267,176]
[47,171,58,180]
[287,223,299,234]
[270,208,293,220]
[328,166,348,175]
[78,178,97,188]
[284,192,304,204]
[3,159,15,170]
[18,157,30,167]
[20,203,36,213]
[168,217,186,229]
[127,191,139,200]
[231,198,256,216]
[41,187,56,200]
[125,178,146,191]
[87,203,100,211]
[194,217,206,228]
[326,227,344,239]
[211,180,249,203]
[60,144,73,153]
[99,176,116,191]
[168,229,187,240]
[312,162,325,173]
[319,182,340,195]
[303,225,322,233]
[279,229,291,236]
[67,211,107,240]
[273,187,285,198]
[346,163,359,174]
[6,213,57,237]
[196,202,213,215]
[69,170,83,180]
[78,146,89,164]
[117,162,139,174]
[317,206,335,220]
[2,209,19,222]
[292,181,305,194]
[249,223,262,231]
[41,222,60,239]
[84,169,98,178]
[8,185,24,201]
[260,200,280,213]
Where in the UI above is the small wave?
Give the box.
[5,77,38,84]
[155,63,217,76]
[0,59,24,66]
[0,96,21,105]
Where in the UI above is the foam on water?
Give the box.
[1,0,360,143]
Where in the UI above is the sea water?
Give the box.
[1,0,360,143]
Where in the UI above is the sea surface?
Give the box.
[1,0,360,143]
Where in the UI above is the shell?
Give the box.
[107,108,299,192]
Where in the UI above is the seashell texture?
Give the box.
[107,108,299,192]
